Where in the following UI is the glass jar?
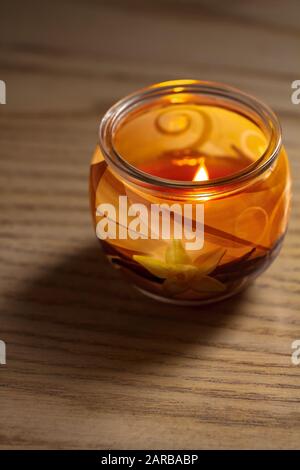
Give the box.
[90,80,291,305]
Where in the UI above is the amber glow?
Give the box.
[193,158,209,181]
[92,83,290,305]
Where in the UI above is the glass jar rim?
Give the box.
[99,79,282,191]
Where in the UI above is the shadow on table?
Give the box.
[10,240,248,376]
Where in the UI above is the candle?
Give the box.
[90,80,291,305]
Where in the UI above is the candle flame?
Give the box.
[193,158,209,181]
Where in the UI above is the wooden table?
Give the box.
[0,0,299,450]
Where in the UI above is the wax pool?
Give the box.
[113,103,268,182]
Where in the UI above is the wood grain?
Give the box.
[0,0,300,450]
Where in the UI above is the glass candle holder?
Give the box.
[90,80,291,305]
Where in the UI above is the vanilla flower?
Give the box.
[133,240,226,297]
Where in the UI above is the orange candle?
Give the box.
[90,80,291,305]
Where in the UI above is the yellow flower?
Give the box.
[133,240,226,297]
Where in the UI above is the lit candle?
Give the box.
[193,158,209,182]
[90,80,291,305]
